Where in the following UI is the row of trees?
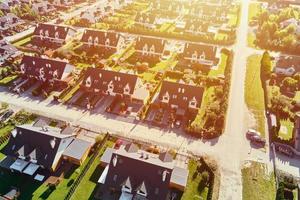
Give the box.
[186,49,233,139]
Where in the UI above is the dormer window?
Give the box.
[105,38,110,46]
[39,29,44,36]
[112,155,118,167]
[142,44,148,55]
[192,52,198,63]
[45,30,49,37]
[88,36,93,45]
[12,145,15,150]
[189,96,197,108]
[124,84,130,95]
[55,31,59,39]
[85,76,92,87]
[50,138,56,149]
[150,45,155,54]
[200,52,205,60]
[20,64,25,73]
[163,92,169,102]
[53,70,58,79]
[94,37,99,46]
[162,170,169,182]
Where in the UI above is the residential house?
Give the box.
[0,13,23,33]
[81,29,121,56]
[52,0,74,7]
[155,80,204,114]
[184,19,209,35]
[79,8,104,24]
[135,36,166,60]
[99,143,189,200]
[31,2,56,15]
[274,55,300,76]
[2,124,75,174]
[0,2,10,13]
[32,23,76,49]
[19,55,74,88]
[82,68,138,98]
[0,40,22,64]
[180,42,218,69]
[135,13,156,28]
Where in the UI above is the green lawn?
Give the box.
[247,32,256,48]
[245,55,266,137]
[12,35,32,47]
[248,2,262,23]
[214,33,228,41]
[242,161,276,200]
[0,75,19,86]
[191,86,215,128]
[0,124,14,137]
[278,119,294,141]
[61,82,81,103]
[228,13,238,27]
[70,140,114,200]
[293,91,300,102]
[208,53,228,77]
[181,159,209,200]
[31,155,94,200]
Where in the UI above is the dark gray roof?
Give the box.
[62,139,91,160]
[3,125,74,170]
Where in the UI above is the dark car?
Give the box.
[250,135,266,147]
[246,129,261,140]
[0,109,14,122]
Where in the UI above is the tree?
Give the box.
[282,77,297,91]
[261,51,272,79]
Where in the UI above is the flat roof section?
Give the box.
[63,139,92,160]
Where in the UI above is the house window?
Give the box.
[189,101,196,107]
[45,30,49,37]
[155,188,159,195]
[44,154,48,160]
[200,52,205,60]
[150,45,155,54]
[105,38,110,46]
[189,25,194,31]
[183,97,187,101]
[192,52,198,63]
[55,31,59,39]
[12,145,15,150]
[85,76,92,87]
[88,36,93,44]
[94,37,99,46]
[142,44,148,55]
[172,94,177,99]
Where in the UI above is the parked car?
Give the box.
[0,109,14,122]
[246,129,261,139]
[250,135,266,147]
